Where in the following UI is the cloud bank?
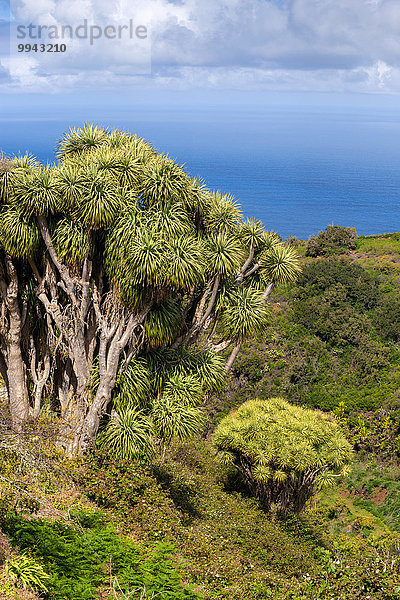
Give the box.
[1,0,400,93]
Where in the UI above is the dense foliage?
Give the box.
[1,510,198,599]
[79,442,400,600]
[214,397,353,514]
[3,433,400,600]
[211,235,400,538]
[0,125,299,454]
[374,295,400,342]
[226,255,400,415]
[306,225,357,257]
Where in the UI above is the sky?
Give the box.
[0,0,400,96]
[0,1,400,238]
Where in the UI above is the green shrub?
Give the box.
[293,296,371,346]
[1,511,199,600]
[340,409,400,461]
[77,442,400,599]
[5,554,50,592]
[295,258,379,311]
[356,232,400,256]
[97,408,155,460]
[345,461,400,532]
[214,397,353,515]
[284,236,306,249]
[306,225,357,257]
[373,295,400,342]
[233,353,265,382]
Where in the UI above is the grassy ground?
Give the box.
[79,439,400,599]
[355,232,400,257]
[2,420,400,600]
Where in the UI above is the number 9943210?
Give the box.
[17,44,67,52]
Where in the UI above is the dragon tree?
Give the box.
[0,126,300,454]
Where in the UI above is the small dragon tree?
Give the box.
[214,398,353,515]
[0,126,300,455]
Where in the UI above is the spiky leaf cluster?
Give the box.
[71,167,121,229]
[205,234,244,276]
[163,236,205,289]
[140,157,193,208]
[0,206,40,258]
[238,219,266,249]
[145,300,182,347]
[114,358,152,410]
[55,166,86,210]
[148,202,192,239]
[97,409,154,460]
[13,168,60,217]
[188,350,226,392]
[162,373,204,406]
[56,124,109,161]
[0,154,40,204]
[220,288,271,341]
[52,218,90,265]
[105,206,205,292]
[260,243,301,284]
[152,398,204,443]
[144,347,225,397]
[205,192,243,233]
[82,146,144,189]
[5,554,50,592]
[104,347,224,450]
[214,398,352,513]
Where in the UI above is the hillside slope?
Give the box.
[2,231,400,599]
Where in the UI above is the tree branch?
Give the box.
[0,274,7,301]
[207,339,232,353]
[262,282,274,300]
[199,274,220,327]
[243,262,261,279]
[80,233,93,322]
[192,279,213,324]
[28,258,42,285]
[225,341,241,371]
[37,215,77,303]
[236,245,254,283]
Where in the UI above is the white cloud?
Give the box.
[1,0,400,93]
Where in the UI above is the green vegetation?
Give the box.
[306,225,357,256]
[1,126,400,598]
[356,232,400,256]
[228,253,400,414]
[1,511,199,600]
[78,442,400,599]
[4,554,50,593]
[374,295,400,342]
[0,125,299,455]
[344,461,400,533]
[214,397,352,514]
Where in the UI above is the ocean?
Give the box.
[1,102,400,240]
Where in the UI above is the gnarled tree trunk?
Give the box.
[2,258,29,431]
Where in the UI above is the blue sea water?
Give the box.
[1,100,400,240]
